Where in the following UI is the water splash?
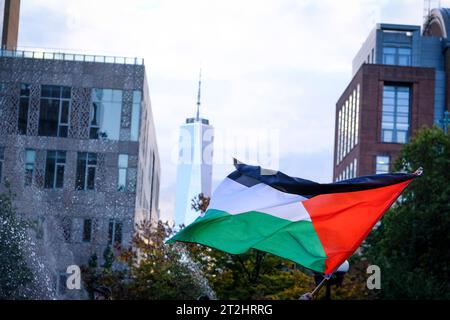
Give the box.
[176,244,217,300]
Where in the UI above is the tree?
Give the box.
[364,126,450,299]
[83,220,208,300]
[186,241,315,299]
[0,184,36,299]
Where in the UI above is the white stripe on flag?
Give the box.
[207,177,311,222]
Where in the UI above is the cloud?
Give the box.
[19,0,427,222]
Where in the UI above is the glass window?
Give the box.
[355,84,360,146]
[343,101,348,157]
[39,85,71,137]
[398,48,412,66]
[349,162,354,179]
[0,147,4,181]
[149,152,156,212]
[376,156,390,174]
[131,91,142,141]
[383,47,396,65]
[61,217,71,243]
[338,83,359,165]
[90,89,122,140]
[25,149,36,186]
[82,219,92,242]
[383,46,412,66]
[36,216,45,240]
[350,90,356,149]
[382,85,410,143]
[44,151,66,189]
[75,152,97,190]
[397,131,408,144]
[18,84,31,135]
[108,219,123,245]
[117,154,128,192]
[58,273,67,295]
[336,110,342,165]
[341,102,346,161]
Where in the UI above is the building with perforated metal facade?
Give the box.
[0,49,160,297]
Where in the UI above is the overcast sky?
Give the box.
[17,0,440,222]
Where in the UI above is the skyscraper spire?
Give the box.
[196,69,202,121]
[176,68,214,227]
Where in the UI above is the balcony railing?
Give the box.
[0,48,144,65]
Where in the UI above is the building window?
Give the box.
[90,89,122,140]
[38,85,71,137]
[342,101,347,159]
[57,273,67,296]
[155,175,160,211]
[75,152,97,190]
[336,109,342,165]
[0,147,5,182]
[36,216,45,240]
[117,154,128,192]
[61,217,71,243]
[398,48,412,66]
[82,219,92,242]
[382,46,411,66]
[376,156,390,174]
[339,158,358,181]
[108,219,122,245]
[131,91,142,141]
[18,84,30,135]
[337,85,360,165]
[349,161,354,179]
[350,92,355,150]
[149,152,156,212]
[383,47,396,65]
[355,84,360,146]
[382,85,410,144]
[25,149,36,186]
[44,151,66,189]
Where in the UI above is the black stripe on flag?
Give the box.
[230,161,417,198]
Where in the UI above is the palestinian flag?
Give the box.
[168,161,420,275]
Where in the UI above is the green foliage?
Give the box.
[0,185,35,299]
[102,246,114,270]
[186,243,312,299]
[185,242,373,300]
[365,126,450,299]
[82,220,206,300]
[82,253,100,300]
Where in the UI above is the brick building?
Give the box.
[1,0,20,50]
[334,16,450,181]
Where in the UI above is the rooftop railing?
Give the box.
[0,47,144,65]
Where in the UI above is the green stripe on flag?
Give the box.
[168,209,327,273]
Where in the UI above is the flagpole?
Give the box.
[311,276,328,297]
